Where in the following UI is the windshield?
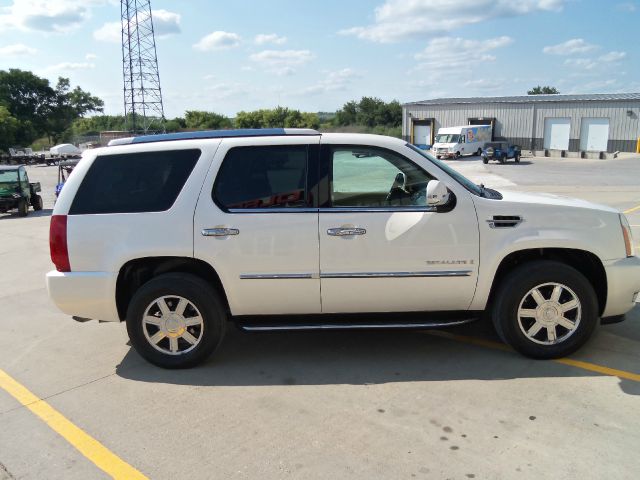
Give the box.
[405,143,484,196]
[435,134,461,144]
[0,170,19,183]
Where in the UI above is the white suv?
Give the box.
[46,129,640,368]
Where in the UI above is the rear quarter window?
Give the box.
[69,149,200,215]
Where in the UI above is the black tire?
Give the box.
[31,194,43,211]
[126,273,227,368]
[476,148,482,156]
[499,155,505,164]
[482,158,489,164]
[455,151,461,159]
[515,154,521,163]
[17,198,28,217]
[491,260,598,359]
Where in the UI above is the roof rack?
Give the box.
[107,128,320,146]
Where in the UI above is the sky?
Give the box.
[0,0,638,118]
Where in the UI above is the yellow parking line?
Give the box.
[428,331,640,383]
[624,204,640,214]
[0,368,147,480]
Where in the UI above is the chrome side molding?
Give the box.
[240,273,316,280]
[320,270,472,278]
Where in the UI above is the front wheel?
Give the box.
[126,273,227,368]
[482,158,489,164]
[455,151,461,159]
[492,261,598,359]
[17,198,28,217]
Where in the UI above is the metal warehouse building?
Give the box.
[403,93,640,154]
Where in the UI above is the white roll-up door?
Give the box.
[413,124,431,147]
[543,118,571,150]
[580,118,609,151]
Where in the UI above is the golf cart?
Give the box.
[0,165,43,216]
[55,159,79,199]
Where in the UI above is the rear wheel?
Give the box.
[476,148,482,156]
[17,198,28,217]
[492,260,598,359]
[126,273,227,368]
[482,158,489,164]
[515,154,521,163]
[31,194,43,211]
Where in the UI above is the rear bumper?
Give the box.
[602,256,640,317]
[46,270,120,322]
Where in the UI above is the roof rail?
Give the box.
[107,128,320,146]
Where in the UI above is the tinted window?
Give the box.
[69,149,200,214]
[214,146,309,210]
[330,146,434,207]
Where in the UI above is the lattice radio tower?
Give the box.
[121,0,165,134]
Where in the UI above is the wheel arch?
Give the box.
[116,256,228,321]
[485,248,607,316]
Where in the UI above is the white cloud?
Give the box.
[43,62,95,73]
[0,43,37,56]
[340,0,565,42]
[302,68,359,95]
[85,53,97,60]
[254,33,287,45]
[564,51,626,70]
[193,31,242,51]
[615,2,637,12]
[0,0,108,33]
[414,36,512,69]
[543,38,597,55]
[93,21,119,42]
[462,78,504,91]
[151,9,181,36]
[94,9,181,43]
[599,51,626,62]
[249,49,314,75]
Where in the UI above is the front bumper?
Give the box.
[602,256,640,317]
[46,270,120,322]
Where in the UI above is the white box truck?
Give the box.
[432,125,492,159]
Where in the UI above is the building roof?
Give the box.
[404,93,640,107]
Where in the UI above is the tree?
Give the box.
[0,69,56,145]
[235,108,319,129]
[0,69,103,145]
[528,86,560,95]
[184,110,232,130]
[334,97,403,128]
[47,77,103,143]
[0,105,19,152]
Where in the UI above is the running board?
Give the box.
[235,313,478,332]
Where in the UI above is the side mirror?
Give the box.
[426,180,450,206]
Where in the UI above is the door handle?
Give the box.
[202,227,239,237]
[327,227,366,236]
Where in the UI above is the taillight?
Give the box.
[50,215,70,272]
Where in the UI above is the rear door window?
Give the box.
[69,149,200,214]
[213,145,309,210]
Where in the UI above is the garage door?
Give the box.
[543,118,571,150]
[413,123,431,148]
[580,118,609,151]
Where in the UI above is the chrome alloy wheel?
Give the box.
[142,296,204,355]
[517,282,582,345]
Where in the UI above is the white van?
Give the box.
[432,125,492,159]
